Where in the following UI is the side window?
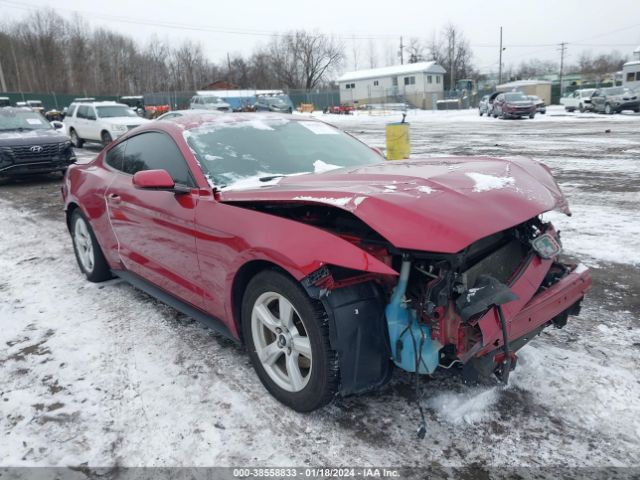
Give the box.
[67,105,77,117]
[122,132,194,186]
[105,143,125,171]
[86,107,96,120]
[77,105,88,119]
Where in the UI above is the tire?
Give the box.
[70,209,112,282]
[69,129,84,148]
[529,113,535,119]
[101,131,113,147]
[479,110,483,116]
[242,270,339,412]
[578,103,584,113]
[604,103,613,115]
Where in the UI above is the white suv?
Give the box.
[64,101,149,147]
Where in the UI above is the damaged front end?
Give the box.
[302,216,592,394]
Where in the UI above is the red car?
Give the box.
[492,92,537,119]
[62,113,591,412]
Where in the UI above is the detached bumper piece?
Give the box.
[465,262,591,380]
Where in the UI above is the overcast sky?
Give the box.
[3,0,640,74]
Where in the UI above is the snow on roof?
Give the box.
[496,79,552,88]
[623,60,640,67]
[196,89,283,98]
[337,61,446,83]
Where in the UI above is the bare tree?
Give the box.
[366,39,378,69]
[406,37,426,64]
[428,23,474,90]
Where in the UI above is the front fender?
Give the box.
[193,200,398,334]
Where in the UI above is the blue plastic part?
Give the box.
[385,261,441,374]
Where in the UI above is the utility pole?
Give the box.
[498,26,503,85]
[450,29,455,90]
[558,42,568,98]
[399,36,404,65]
[0,58,7,92]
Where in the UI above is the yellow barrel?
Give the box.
[385,121,410,160]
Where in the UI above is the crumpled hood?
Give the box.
[220,156,570,253]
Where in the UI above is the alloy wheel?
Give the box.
[74,217,95,273]
[251,292,312,392]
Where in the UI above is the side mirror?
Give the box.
[51,121,64,130]
[132,169,191,194]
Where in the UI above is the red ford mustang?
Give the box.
[62,113,591,412]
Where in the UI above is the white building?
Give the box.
[622,46,640,89]
[337,61,446,109]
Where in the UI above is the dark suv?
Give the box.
[591,87,640,114]
[0,107,76,177]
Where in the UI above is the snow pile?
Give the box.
[428,387,499,425]
[466,172,515,192]
[313,160,342,173]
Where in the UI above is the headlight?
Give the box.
[110,124,127,132]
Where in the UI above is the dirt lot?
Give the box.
[1,107,639,471]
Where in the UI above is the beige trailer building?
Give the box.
[337,62,446,109]
[496,80,552,105]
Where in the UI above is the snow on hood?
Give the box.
[220,156,570,253]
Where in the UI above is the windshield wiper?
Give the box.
[258,175,286,182]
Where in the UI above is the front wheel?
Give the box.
[70,210,112,282]
[242,270,339,412]
[604,103,613,115]
[69,129,84,148]
[101,131,113,147]
[578,103,584,113]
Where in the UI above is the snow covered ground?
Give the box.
[1,107,639,471]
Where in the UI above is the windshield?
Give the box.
[580,89,595,97]
[504,93,527,102]
[96,106,138,118]
[0,110,51,131]
[203,97,223,104]
[186,118,383,189]
[603,87,626,96]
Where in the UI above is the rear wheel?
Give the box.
[604,103,613,115]
[242,270,339,412]
[529,113,535,119]
[70,210,112,282]
[578,103,585,113]
[69,129,84,148]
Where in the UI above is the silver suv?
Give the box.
[189,95,232,112]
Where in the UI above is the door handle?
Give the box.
[107,193,121,204]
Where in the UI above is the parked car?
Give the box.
[479,92,500,117]
[326,105,354,115]
[492,92,536,119]
[62,113,591,412]
[254,94,293,113]
[155,109,216,121]
[590,87,640,114]
[64,101,150,148]
[26,100,45,115]
[0,107,76,177]
[0,97,10,107]
[527,95,546,114]
[189,94,232,112]
[560,89,595,112]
